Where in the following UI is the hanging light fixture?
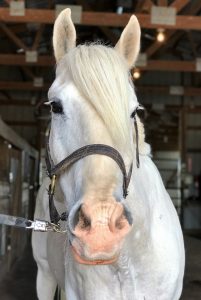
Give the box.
[133,69,141,79]
[157,28,166,43]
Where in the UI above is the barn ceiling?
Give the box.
[0,0,201,149]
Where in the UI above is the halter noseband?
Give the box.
[46,143,133,224]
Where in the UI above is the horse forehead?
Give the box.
[48,76,81,103]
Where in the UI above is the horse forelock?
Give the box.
[58,43,136,155]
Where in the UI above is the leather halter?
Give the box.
[46,107,141,225]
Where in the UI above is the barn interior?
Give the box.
[0,0,201,299]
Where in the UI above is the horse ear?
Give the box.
[115,15,141,69]
[53,8,76,63]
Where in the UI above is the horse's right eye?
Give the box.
[51,101,63,114]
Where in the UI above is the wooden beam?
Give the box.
[1,81,201,96]
[157,0,167,6]
[0,24,27,38]
[136,85,201,96]
[0,54,200,72]
[1,8,201,30]
[0,81,50,90]
[32,24,46,51]
[169,0,189,11]
[145,104,201,113]
[0,23,28,50]
[0,100,34,106]
[138,60,197,72]
[0,54,54,66]
[21,66,35,80]
[135,0,153,13]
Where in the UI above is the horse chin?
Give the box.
[71,245,118,265]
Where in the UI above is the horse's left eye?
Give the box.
[51,101,63,114]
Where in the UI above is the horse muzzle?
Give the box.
[69,200,133,265]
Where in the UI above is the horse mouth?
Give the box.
[71,246,118,265]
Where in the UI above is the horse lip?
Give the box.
[70,245,118,265]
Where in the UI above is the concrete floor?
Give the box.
[0,236,200,299]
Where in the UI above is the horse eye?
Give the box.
[136,108,146,120]
[51,101,63,114]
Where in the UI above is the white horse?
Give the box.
[32,9,185,300]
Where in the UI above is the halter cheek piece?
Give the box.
[46,106,141,226]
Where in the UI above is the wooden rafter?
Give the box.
[0,23,28,51]
[168,0,188,11]
[136,85,201,96]
[2,81,201,97]
[0,81,50,90]
[135,0,153,13]
[0,99,35,106]
[1,8,201,30]
[0,54,199,72]
[31,24,45,51]
[157,0,168,6]
[21,67,35,80]
[0,54,54,66]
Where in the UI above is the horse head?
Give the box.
[48,9,143,265]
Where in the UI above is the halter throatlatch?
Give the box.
[46,142,133,225]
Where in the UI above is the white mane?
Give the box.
[60,44,132,150]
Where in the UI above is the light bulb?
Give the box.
[157,29,165,42]
[133,69,141,79]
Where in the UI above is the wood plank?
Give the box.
[170,0,189,11]
[0,54,198,72]
[0,81,50,90]
[0,54,54,66]
[138,60,196,71]
[0,100,34,106]
[1,81,201,96]
[157,0,167,6]
[0,23,28,50]
[136,85,201,96]
[135,0,153,13]
[0,8,201,30]
[32,24,46,51]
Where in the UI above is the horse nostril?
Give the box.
[115,214,127,230]
[78,208,91,230]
